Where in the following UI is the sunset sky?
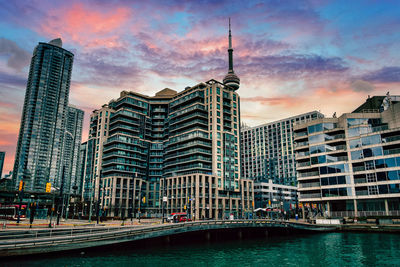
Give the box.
[1,0,400,174]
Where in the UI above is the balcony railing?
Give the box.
[299,182,320,188]
[299,193,321,199]
[298,171,319,178]
[295,141,309,148]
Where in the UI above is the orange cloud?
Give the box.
[241,96,302,108]
[38,3,131,48]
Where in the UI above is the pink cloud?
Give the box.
[38,3,132,48]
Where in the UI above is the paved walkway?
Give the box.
[0,218,164,230]
[2,217,399,230]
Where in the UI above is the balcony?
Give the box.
[383,148,400,156]
[299,182,320,188]
[299,193,321,199]
[298,171,319,178]
[296,162,311,168]
[295,141,309,148]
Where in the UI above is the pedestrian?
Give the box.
[29,202,36,228]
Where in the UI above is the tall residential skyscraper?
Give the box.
[0,151,5,178]
[63,105,84,194]
[13,38,74,192]
[84,21,253,219]
[295,95,400,218]
[241,111,324,186]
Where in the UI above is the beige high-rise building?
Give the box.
[81,20,253,219]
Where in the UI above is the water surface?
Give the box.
[4,232,400,266]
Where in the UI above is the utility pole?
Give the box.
[131,173,137,222]
[138,190,141,223]
[96,172,102,224]
[88,174,94,222]
[161,177,166,223]
[57,165,65,225]
[49,189,56,228]
[16,181,24,224]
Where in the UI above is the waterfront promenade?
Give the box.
[0,219,340,257]
[1,218,400,258]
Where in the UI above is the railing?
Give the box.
[381,135,400,143]
[295,141,309,148]
[383,148,400,156]
[294,132,308,140]
[330,210,400,217]
[299,193,321,199]
[298,182,320,188]
[353,166,365,172]
[298,171,319,178]
[0,219,299,252]
[297,162,311,168]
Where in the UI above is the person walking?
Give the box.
[29,202,37,228]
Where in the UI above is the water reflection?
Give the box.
[4,233,400,267]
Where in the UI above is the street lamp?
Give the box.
[138,191,142,223]
[96,171,102,224]
[71,185,78,220]
[161,176,167,223]
[58,130,74,224]
[56,165,66,225]
[131,173,137,223]
[49,186,59,228]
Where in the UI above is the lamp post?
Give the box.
[131,173,137,223]
[96,171,102,224]
[161,176,167,223]
[138,191,142,223]
[71,185,78,220]
[49,187,58,228]
[16,181,24,224]
[56,130,74,225]
[278,188,284,221]
[56,165,65,225]
[88,172,96,222]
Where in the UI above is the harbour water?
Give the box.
[4,232,400,266]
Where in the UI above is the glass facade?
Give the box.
[12,39,76,192]
[241,111,324,186]
[295,103,400,216]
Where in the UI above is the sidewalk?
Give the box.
[0,218,164,230]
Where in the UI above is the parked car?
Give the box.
[179,216,192,222]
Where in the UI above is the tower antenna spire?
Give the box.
[223,18,240,90]
[229,17,232,49]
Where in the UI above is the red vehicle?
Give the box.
[167,212,192,223]
[178,216,192,222]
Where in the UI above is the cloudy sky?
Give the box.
[1,0,400,174]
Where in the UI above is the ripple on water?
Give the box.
[3,232,400,267]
